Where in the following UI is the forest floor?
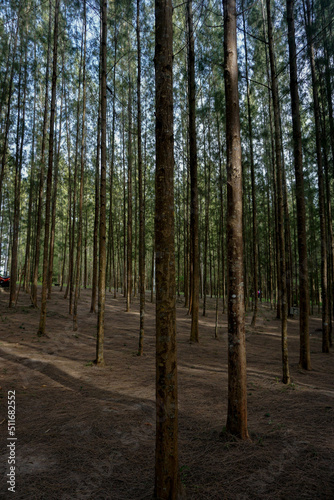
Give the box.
[0,286,333,500]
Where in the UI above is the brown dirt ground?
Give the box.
[0,286,333,499]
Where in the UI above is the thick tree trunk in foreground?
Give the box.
[37,0,60,336]
[154,0,181,497]
[287,0,311,369]
[267,0,290,383]
[95,0,107,366]
[223,0,249,440]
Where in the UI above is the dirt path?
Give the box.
[0,287,333,499]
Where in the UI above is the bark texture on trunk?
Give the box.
[287,0,311,369]
[154,0,180,497]
[267,0,291,383]
[37,0,60,336]
[304,0,329,353]
[224,0,249,439]
[187,0,199,343]
[95,0,107,366]
[74,0,87,331]
[137,0,145,356]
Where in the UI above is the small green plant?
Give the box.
[85,361,93,367]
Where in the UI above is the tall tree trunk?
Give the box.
[32,0,52,308]
[10,47,26,308]
[24,42,37,293]
[69,31,83,316]
[0,19,19,203]
[224,0,249,439]
[137,0,145,356]
[64,87,72,300]
[261,0,280,318]
[154,0,180,497]
[95,0,107,366]
[287,0,311,369]
[60,216,68,291]
[37,0,60,336]
[107,15,117,299]
[90,41,101,313]
[74,0,87,331]
[202,117,210,317]
[48,59,64,299]
[267,0,290,383]
[188,0,199,342]
[242,3,258,327]
[303,0,330,353]
[126,65,133,312]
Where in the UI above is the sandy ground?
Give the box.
[0,286,333,499]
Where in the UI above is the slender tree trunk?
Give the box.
[224,0,249,439]
[48,61,63,299]
[108,17,117,299]
[267,0,290,383]
[304,0,329,353]
[60,216,68,291]
[287,0,311,369]
[137,0,145,356]
[74,0,87,331]
[84,209,88,289]
[69,32,83,316]
[37,0,60,336]
[90,43,101,313]
[10,48,26,308]
[24,42,37,293]
[122,108,127,298]
[32,0,52,308]
[154,0,180,497]
[188,0,199,342]
[95,0,107,366]
[64,87,72,300]
[126,66,133,312]
[0,19,19,203]
[242,3,258,327]
[203,120,210,317]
